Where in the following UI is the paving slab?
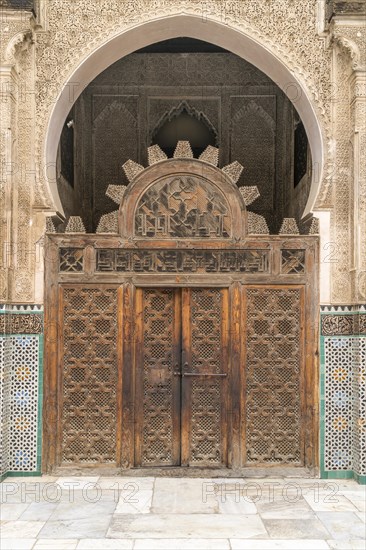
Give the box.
[108,513,268,539]
[133,539,231,549]
[230,540,330,549]
[152,478,219,514]
[316,512,366,541]
[0,520,45,538]
[38,515,111,539]
[76,539,134,549]
[262,518,331,539]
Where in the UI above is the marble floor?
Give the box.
[0,476,365,549]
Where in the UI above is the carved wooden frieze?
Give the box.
[135,175,232,238]
[59,248,84,272]
[96,249,269,274]
[281,249,306,274]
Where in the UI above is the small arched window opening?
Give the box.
[152,103,218,158]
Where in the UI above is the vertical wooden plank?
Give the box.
[172,289,182,466]
[240,285,248,467]
[181,287,192,466]
[56,286,64,467]
[229,283,241,469]
[42,238,59,473]
[299,286,306,466]
[121,282,135,467]
[305,242,320,469]
[134,286,143,467]
[116,285,123,467]
[220,288,229,467]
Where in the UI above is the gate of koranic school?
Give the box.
[43,143,319,473]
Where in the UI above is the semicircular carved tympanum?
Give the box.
[81,141,313,239]
[135,174,231,238]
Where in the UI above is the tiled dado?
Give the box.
[0,304,43,480]
[320,305,366,484]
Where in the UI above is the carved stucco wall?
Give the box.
[0,0,365,304]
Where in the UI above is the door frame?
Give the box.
[44,235,319,473]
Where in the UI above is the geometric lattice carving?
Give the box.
[105,185,127,205]
[309,217,320,234]
[190,289,223,465]
[222,161,244,184]
[279,218,300,234]
[62,287,118,463]
[239,186,260,206]
[199,145,219,166]
[135,175,231,238]
[122,159,144,183]
[245,288,302,463]
[173,140,194,159]
[65,216,86,233]
[96,211,118,234]
[9,335,39,471]
[0,336,11,476]
[147,144,168,165]
[324,337,353,471]
[96,249,269,273]
[141,289,175,466]
[281,249,306,274]
[355,338,366,476]
[59,248,84,272]
[45,217,56,233]
[247,211,269,234]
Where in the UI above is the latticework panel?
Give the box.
[62,287,118,463]
[190,289,223,465]
[141,289,175,466]
[245,288,302,464]
[324,337,353,471]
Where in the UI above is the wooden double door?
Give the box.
[134,287,229,468]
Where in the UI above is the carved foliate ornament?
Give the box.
[279,218,300,235]
[96,211,119,234]
[174,140,194,159]
[309,217,320,235]
[122,160,144,183]
[45,217,56,233]
[65,216,86,233]
[222,161,244,184]
[199,145,219,166]
[147,144,168,165]
[239,186,260,206]
[247,211,269,234]
[106,185,128,205]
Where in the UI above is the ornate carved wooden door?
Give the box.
[134,287,229,468]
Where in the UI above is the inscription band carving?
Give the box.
[95,249,269,273]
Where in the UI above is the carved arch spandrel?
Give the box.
[119,159,247,240]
